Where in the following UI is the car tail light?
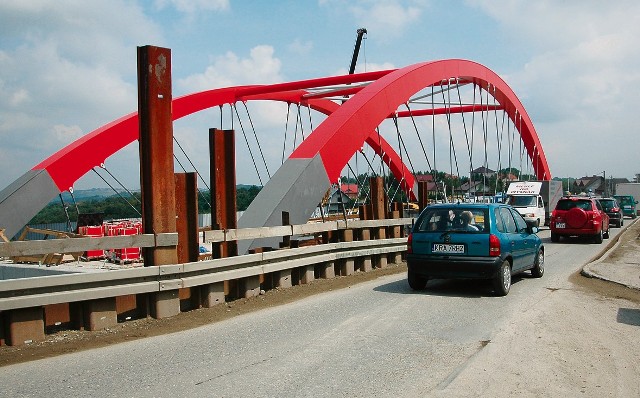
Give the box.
[489,234,500,257]
[407,233,413,254]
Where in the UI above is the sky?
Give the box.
[1,0,639,193]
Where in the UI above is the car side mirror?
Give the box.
[525,220,539,234]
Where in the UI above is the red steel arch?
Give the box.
[291,59,550,182]
[0,60,550,239]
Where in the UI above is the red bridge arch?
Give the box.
[0,59,550,239]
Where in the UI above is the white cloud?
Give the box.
[350,3,421,38]
[0,1,164,188]
[154,0,230,13]
[177,45,283,92]
[288,39,314,56]
[9,88,30,107]
[53,124,83,143]
[335,61,396,76]
[319,0,425,40]
[468,0,640,179]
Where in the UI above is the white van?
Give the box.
[505,181,545,227]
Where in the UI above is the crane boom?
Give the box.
[348,28,367,74]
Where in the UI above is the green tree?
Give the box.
[29,186,263,225]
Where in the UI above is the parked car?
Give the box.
[406,203,544,296]
[613,195,637,219]
[550,196,610,243]
[597,198,624,227]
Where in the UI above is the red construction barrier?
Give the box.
[78,225,105,260]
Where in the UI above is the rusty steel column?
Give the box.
[418,181,429,211]
[175,172,199,263]
[138,45,178,266]
[370,176,387,268]
[209,128,256,299]
[370,177,386,220]
[175,172,200,311]
[209,128,238,258]
[138,45,179,318]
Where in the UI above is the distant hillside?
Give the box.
[51,185,261,204]
[51,188,133,204]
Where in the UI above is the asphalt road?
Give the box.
[0,226,635,397]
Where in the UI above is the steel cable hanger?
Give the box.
[455,79,474,189]
[98,163,141,205]
[281,103,291,165]
[172,136,212,208]
[91,166,141,216]
[232,103,264,186]
[241,101,271,179]
[480,84,490,197]
[430,84,445,201]
[68,186,80,215]
[493,89,507,196]
[58,193,73,232]
[441,79,462,198]
[296,104,306,142]
[388,114,405,203]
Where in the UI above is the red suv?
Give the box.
[550,196,610,243]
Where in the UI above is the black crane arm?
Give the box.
[348,28,367,74]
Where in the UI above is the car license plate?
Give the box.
[432,243,465,254]
[556,222,565,228]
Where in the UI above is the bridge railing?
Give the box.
[0,217,414,346]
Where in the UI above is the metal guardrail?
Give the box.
[0,218,413,312]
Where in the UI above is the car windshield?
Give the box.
[506,195,536,207]
[615,196,634,205]
[599,199,616,210]
[415,207,489,233]
[555,199,592,211]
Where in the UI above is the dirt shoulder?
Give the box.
[437,272,640,397]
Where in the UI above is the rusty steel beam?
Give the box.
[175,172,199,263]
[137,45,178,267]
[418,181,429,211]
[209,128,238,258]
[370,177,386,220]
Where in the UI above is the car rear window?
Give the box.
[615,196,634,205]
[555,199,593,211]
[599,199,616,210]
[415,207,489,233]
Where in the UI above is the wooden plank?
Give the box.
[225,225,292,241]
[0,233,179,257]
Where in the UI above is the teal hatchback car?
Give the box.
[406,203,544,296]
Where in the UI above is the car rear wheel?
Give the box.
[408,271,427,290]
[551,232,560,242]
[620,218,624,227]
[493,260,511,296]
[604,228,610,239]
[593,229,603,244]
[531,249,544,278]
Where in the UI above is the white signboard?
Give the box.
[506,181,542,196]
